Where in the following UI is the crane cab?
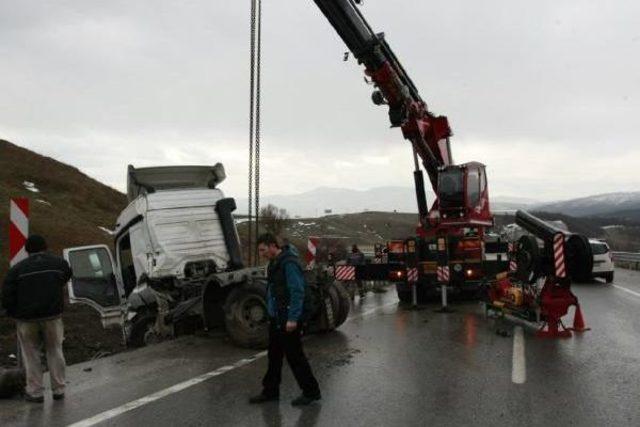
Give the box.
[434,162,493,229]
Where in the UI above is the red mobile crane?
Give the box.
[312,0,496,302]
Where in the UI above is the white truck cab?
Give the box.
[64,165,268,348]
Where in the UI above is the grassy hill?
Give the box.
[0,139,128,365]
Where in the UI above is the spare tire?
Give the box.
[223,280,269,349]
[565,234,593,282]
[516,235,542,283]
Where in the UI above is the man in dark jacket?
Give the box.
[347,244,366,298]
[1,235,72,403]
[249,233,321,406]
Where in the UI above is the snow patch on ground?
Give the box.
[603,225,625,230]
[296,222,316,227]
[23,181,40,193]
[98,226,114,235]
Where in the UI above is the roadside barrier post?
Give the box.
[435,237,453,313]
[9,198,29,369]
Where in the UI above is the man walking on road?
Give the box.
[1,235,72,403]
[250,233,321,406]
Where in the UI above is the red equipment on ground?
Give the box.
[487,211,592,338]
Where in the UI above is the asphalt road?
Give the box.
[1,268,639,426]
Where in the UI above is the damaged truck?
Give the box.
[63,164,349,349]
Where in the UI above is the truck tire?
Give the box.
[331,281,350,327]
[127,313,158,348]
[0,368,25,398]
[325,282,341,331]
[223,280,269,349]
[396,281,414,304]
[397,289,412,304]
[605,272,614,283]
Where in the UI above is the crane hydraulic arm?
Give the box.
[313,0,452,184]
[313,0,492,231]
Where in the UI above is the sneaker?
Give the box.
[291,393,321,406]
[249,393,279,404]
[53,392,65,401]
[24,394,44,403]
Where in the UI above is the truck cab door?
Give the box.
[63,245,125,328]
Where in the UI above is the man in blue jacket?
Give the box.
[249,233,321,406]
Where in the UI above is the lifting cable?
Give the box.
[247,0,262,266]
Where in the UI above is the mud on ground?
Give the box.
[0,300,125,368]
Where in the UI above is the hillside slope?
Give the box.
[0,139,128,364]
[535,192,640,219]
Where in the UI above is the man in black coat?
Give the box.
[1,235,72,403]
[249,233,321,406]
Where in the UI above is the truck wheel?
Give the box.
[224,280,269,349]
[397,289,412,304]
[325,283,341,331]
[396,282,413,304]
[605,272,614,283]
[127,313,158,348]
[331,281,350,327]
[0,368,25,398]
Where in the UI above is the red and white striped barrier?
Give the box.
[437,265,450,282]
[407,268,418,283]
[305,236,319,269]
[9,198,29,267]
[335,265,356,281]
[553,233,567,278]
[508,242,517,272]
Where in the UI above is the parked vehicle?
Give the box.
[589,239,614,283]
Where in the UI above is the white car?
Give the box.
[589,239,614,283]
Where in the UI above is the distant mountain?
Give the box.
[240,187,541,217]
[238,186,425,218]
[490,196,539,212]
[534,192,640,219]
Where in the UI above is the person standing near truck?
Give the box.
[249,233,321,406]
[1,235,72,403]
[347,244,366,297]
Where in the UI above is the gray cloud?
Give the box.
[1,0,638,201]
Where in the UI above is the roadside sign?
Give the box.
[9,198,29,266]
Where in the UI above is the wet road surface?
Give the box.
[1,268,639,426]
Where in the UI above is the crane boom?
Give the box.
[313,0,453,191]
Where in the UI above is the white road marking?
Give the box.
[613,284,640,299]
[511,326,526,384]
[67,300,397,427]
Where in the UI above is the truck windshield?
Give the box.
[438,168,464,209]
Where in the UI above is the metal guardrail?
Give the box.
[612,252,640,271]
[612,252,640,263]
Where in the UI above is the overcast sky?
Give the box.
[1,0,639,202]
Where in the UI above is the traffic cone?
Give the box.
[571,304,590,332]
